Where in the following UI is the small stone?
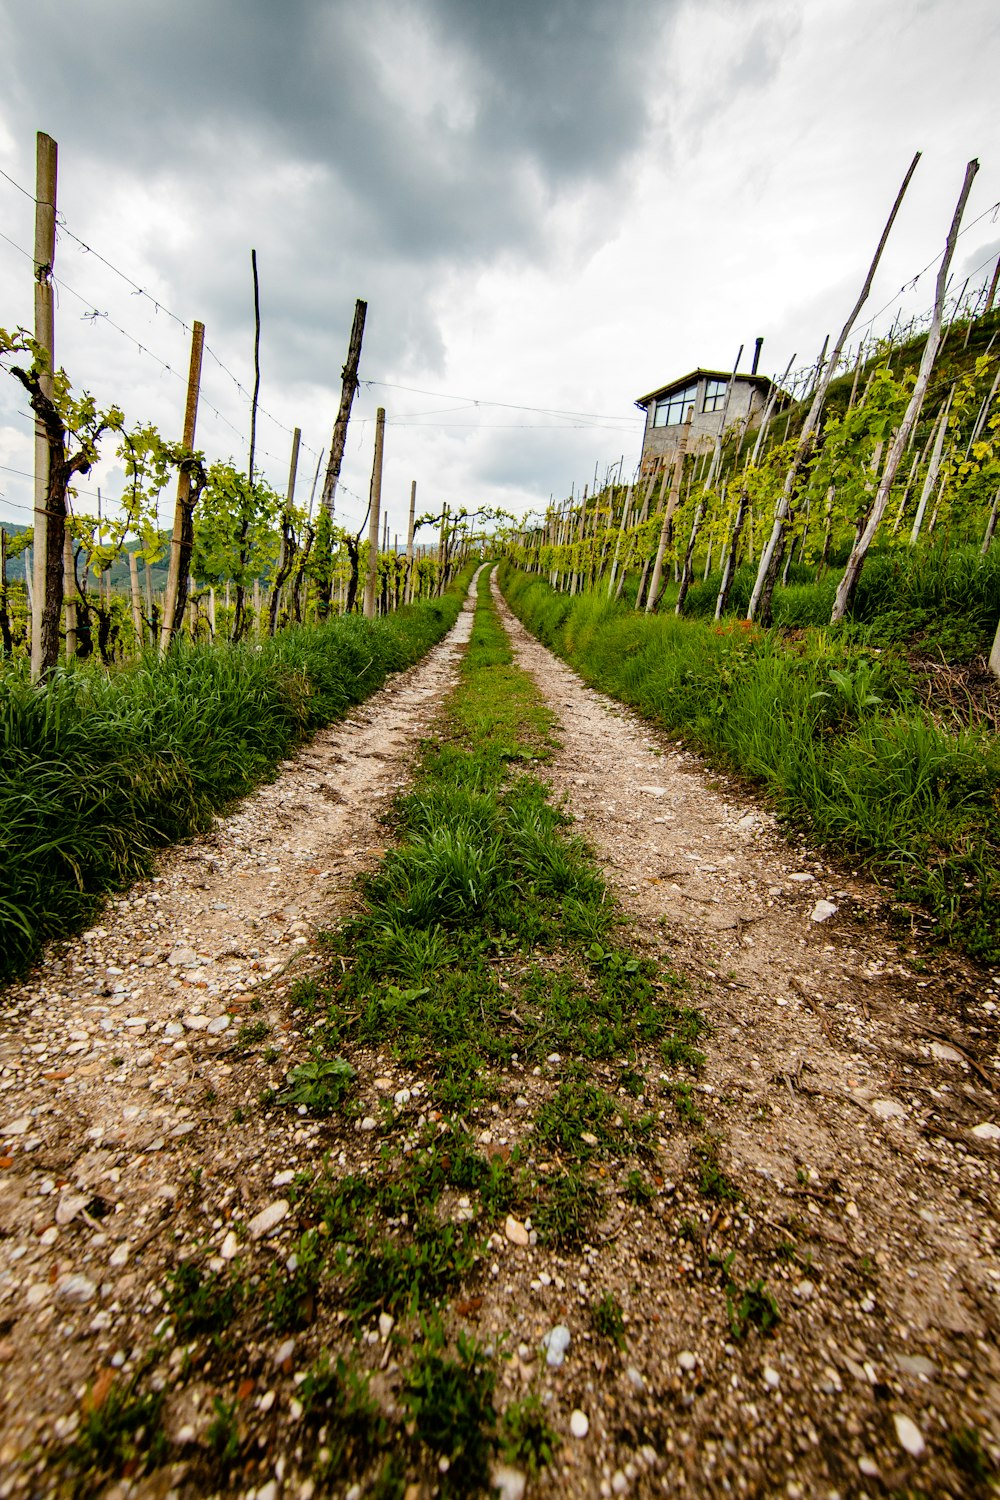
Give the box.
[678,1351,697,1372]
[490,1465,527,1500]
[39,1226,58,1247]
[626,1366,645,1391]
[763,1366,780,1389]
[1,1117,31,1136]
[542,1325,571,1368]
[569,1409,589,1438]
[810,900,838,923]
[971,1122,1000,1141]
[109,1244,129,1269]
[56,1273,97,1304]
[515,1095,529,1108]
[394,1088,411,1106]
[164,1022,184,1038]
[580,1131,599,1147]
[858,1456,880,1478]
[248,1200,289,1239]
[206,1014,231,1034]
[788,873,816,884]
[378,1312,395,1339]
[793,1279,814,1301]
[505,1214,530,1247]
[183,1015,210,1031]
[55,1192,90,1226]
[893,1412,925,1457]
[168,947,200,968]
[612,1472,628,1495]
[274,1338,296,1367]
[929,1042,963,1063]
[273,1170,295,1187]
[257,1390,275,1413]
[872,1098,906,1121]
[894,1354,935,1379]
[478,1129,493,1145]
[547,1053,562,1065]
[359,1116,377,1133]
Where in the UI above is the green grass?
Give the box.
[500,563,1000,961]
[0,582,470,981]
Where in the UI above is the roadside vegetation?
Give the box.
[0,583,469,982]
[499,561,1000,962]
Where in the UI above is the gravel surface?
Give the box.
[0,572,997,1498]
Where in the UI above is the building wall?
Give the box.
[639,377,768,473]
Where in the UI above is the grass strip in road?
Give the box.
[0,577,471,982]
[499,562,1000,963]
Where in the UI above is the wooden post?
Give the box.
[30,132,58,682]
[62,522,76,659]
[362,407,385,618]
[985,254,1000,316]
[143,556,154,632]
[127,549,143,648]
[160,320,205,651]
[404,480,417,603]
[269,425,300,635]
[833,160,980,622]
[248,249,262,484]
[748,151,921,622]
[321,299,367,517]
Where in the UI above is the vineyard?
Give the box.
[0,129,999,1499]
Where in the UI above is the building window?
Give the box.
[652,383,698,427]
[703,379,727,413]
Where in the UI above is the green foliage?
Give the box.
[278,1054,357,1115]
[0,590,465,980]
[403,1324,497,1494]
[66,1371,168,1485]
[592,1290,627,1348]
[165,1260,243,1339]
[500,564,1000,961]
[500,1392,559,1474]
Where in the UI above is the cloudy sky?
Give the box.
[0,0,997,538]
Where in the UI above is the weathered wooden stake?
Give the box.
[30,132,58,682]
[404,480,417,604]
[321,300,367,517]
[160,320,205,651]
[833,159,979,621]
[362,408,385,618]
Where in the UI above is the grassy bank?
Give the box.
[0,581,470,982]
[499,563,1000,963]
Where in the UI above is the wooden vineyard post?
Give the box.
[269,426,300,636]
[160,320,205,652]
[62,523,76,659]
[985,254,1000,316]
[363,408,385,618]
[321,299,367,518]
[0,528,11,656]
[128,549,144,648]
[833,160,980,622]
[30,132,58,682]
[748,151,921,623]
[404,480,417,603]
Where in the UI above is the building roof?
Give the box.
[634,367,776,411]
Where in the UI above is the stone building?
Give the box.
[635,368,777,473]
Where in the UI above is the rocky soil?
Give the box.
[0,573,996,1498]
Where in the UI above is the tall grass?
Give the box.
[0,587,468,982]
[499,564,1000,962]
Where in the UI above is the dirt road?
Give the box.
[0,572,996,1497]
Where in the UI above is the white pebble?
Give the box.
[569,1409,589,1438]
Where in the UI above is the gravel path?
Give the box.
[492,574,1000,1493]
[0,592,476,1484]
[0,570,997,1496]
